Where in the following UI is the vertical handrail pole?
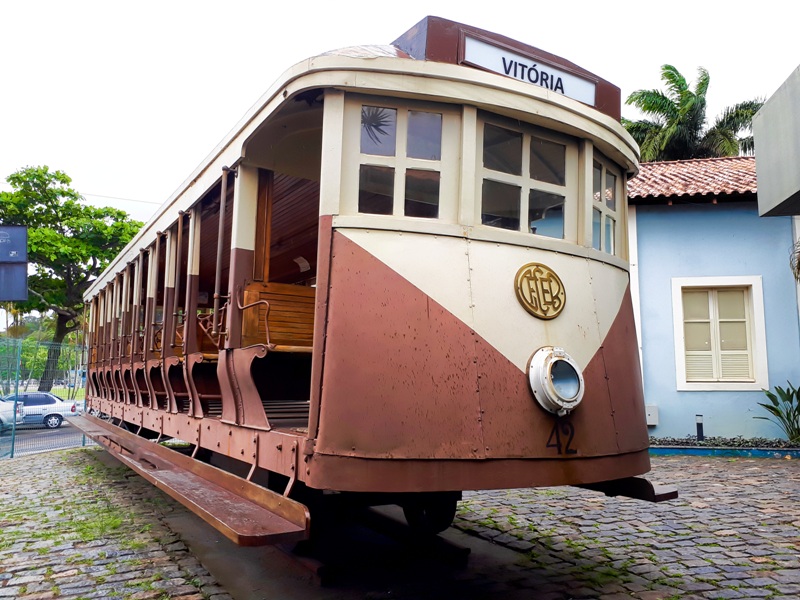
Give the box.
[148,234,162,352]
[212,167,234,336]
[171,212,185,347]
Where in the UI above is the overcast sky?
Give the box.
[1,1,797,223]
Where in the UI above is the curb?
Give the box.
[650,445,800,458]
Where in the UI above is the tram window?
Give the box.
[530,137,566,186]
[481,180,520,230]
[407,111,442,160]
[479,120,575,239]
[361,106,397,156]
[605,172,617,211]
[529,190,564,238]
[592,158,619,254]
[483,124,522,175]
[592,208,602,251]
[405,169,440,218]
[359,165,394,214]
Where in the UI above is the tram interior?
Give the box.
[239,94,324,428]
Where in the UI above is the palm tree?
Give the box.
[622,65,763,162]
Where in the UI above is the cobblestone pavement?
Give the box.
[1,449,799,599]
[455,454,800,599]
[0,448,232,600]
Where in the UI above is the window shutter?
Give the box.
[720,352,752,379]
[686,353,714,381]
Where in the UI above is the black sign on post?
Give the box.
[0,226,28,301]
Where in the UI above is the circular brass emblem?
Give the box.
[514,263,566,320]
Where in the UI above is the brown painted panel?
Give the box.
[306,450,651,493]
[317,233,484,460]
[600,287,650,453]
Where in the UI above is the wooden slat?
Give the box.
[241,283,316,350]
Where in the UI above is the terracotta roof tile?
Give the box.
[628,156,757,202]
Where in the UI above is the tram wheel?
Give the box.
[402,494,458,535]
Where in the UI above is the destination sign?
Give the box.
[463,36,596,106]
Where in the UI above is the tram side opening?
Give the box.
[242,172,320,429]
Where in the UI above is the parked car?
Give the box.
[2,392,81,429]
[0,398,24,431]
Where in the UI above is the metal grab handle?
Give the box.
[237,287,273,347]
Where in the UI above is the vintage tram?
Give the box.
[78,16,675,546]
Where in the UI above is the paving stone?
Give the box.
[4,448,800,599]
[0,449,225,600]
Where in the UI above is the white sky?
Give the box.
[0,0,797,223]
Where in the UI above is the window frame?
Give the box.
[671,276,768,391]
[591,152,622,256]
[476,116,579,242]
[342,94,461,223]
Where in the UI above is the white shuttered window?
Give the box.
[672,276,768,391]
[682,288,752,381]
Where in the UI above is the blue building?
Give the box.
[628,156,800,440]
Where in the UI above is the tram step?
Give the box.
[262,400,311,420]
[72,414,310,546]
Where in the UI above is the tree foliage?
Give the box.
[0,166,142,389]
[622,65,763,162]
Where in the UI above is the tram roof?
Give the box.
[85,16,636,299]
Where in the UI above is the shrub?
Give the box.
[755,383,800,444]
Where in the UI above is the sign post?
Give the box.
[0,226,28,302]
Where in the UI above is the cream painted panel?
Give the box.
[230,165,258,250]
[587,258,631,344]
[339,228,628,371]
[466,242,602,370]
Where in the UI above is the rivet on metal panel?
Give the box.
[276,444,282,451]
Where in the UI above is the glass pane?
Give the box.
[592,208,601,250]
[405,169,440,218]
[361,106,397,156]
[359,165,394,215]
[407,111,442,160]
[483,124,522,175]
[604,216,615,254]
[718,289,746,319]
[683,291,710,320]
[684,322,711,351]
[720,322,748,351]
[481,180,521,231]
[530,137,565,185]
[528,190,564,238]
[593,161,602,204]
[605,172,617,211]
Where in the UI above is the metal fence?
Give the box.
[0,337,89,458]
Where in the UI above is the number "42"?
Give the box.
[546,420,577,455]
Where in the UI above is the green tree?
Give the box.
[622,65,763,162]
[0,166,142,391]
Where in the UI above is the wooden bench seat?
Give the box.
[241,283,315,351]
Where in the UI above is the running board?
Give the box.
[72,414,310,546]
[577,476,678,502]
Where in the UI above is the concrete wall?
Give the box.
[635,201,800,440]
[754,65,800,216]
